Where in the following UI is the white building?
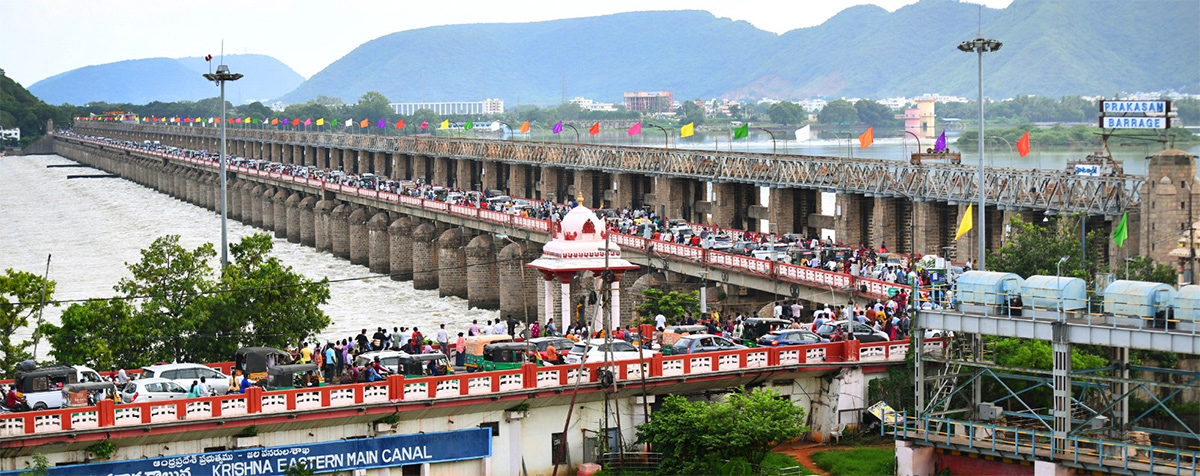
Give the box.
[798,98,827,112]
[569,97,617,112]
[390,98,504,116]
[879,97,910,110]
[0,128,19,142]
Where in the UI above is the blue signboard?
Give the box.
[1101,116,1168,129]
[1101,100,1168,114]
[3,428,491,476]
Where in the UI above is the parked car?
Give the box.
[670,334,748,355]
[752,243,791,261]
[565,339,658,365]
[710,236,734,251]
[529,336,574,362]
[354,350,410,374]
[814,320,890,343]
[757,330,826,347]
[138,363,231,395]
[120,378,189,403]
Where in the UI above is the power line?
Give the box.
[8,255,528,307]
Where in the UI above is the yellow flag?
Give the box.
[440,119,450,130]
[681,122,694,138]
[955,204,974,241]
[316,118,324,126]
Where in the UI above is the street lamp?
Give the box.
[757,127,778,155]
[645,123,670,150]
[203,64,243,267]
[1055,256,1069,316]
[959,36,1001,271]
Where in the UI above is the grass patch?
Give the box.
[762,452,816,475]
[810,448,895,476]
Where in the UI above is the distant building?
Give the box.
[569,97,617,112]
[0,128,19,142]
[390,99,504,116]
[270,101,286,112]
[879,97,909,110]
[798,98,827,112]
[623,91,674,112]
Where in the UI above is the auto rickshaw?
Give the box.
[234,346,294,382]
[464,335,514,372]
[740,318,791,347]
[483,342,541,371]
[64,381,118,406]
[660,325,707,355]
[397,354,453,377]
[264,364,322,390]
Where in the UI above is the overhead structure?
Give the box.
[527,204,638,331]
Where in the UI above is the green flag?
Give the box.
[332,119,339,128]
[465,121,474,131]
[1112,212,1128,247]
[733,123,749,140]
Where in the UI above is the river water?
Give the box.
[0,154,499,361]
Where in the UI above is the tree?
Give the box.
[678,100,706,127]
[41,234,331,366]
[767,101,805,126]
[115,235,215,363]
[353,91,393,122]
[190,233,330,361]
[41,299,135,369]
[818,99,857,125]
[635,289,699,324]
[238,101,273,121]
[854,99,896,128]
[1119,256,1177,285]
[636,386,808,474]
[988,214,1103,281]
[0,269,56,372]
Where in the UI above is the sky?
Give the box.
[0,0,1012,87]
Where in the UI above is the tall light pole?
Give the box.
[204,64,243,267]
[646,123,669,150]
[958,36,1002,271]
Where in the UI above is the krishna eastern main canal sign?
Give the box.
[1,428,492,476]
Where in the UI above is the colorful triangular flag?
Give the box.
[1112,211,1128,247]
[552,121,563,134]
[396,120,405,129]
[519,121,530,134]
[955,204,974,241]
[440,119,449,130]
[628,122,642,136]
[465,121,474,131]
[859,127,874,149]
[681,122,694,138]
[1017,130,1031,158]
[733,123,748,140]
[589,122,600,135]
[934,131,946,152]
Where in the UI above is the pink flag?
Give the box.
[304,118,312,126]
[627,122,642,136]
[420,121,428,130]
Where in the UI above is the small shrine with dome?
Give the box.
[527,203,638,331]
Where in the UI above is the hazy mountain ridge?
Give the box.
[283,0,1198,106]
[30,54,305,106]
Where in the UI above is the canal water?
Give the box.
[0,154,500,361]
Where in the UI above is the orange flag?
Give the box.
[519,120,530,134]
[396,120,404,129]
[360,118,369,128]
[1017,130,1031,157]
[589,122,600,135]
[858,127,874,149]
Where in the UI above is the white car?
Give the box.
[138,363,231,395]
[564,339,658,365]
[120,378,189,403]
[354,350,410,374]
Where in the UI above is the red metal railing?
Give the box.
[0,337,935,437]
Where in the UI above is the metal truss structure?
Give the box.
[906,308,1199,474]
[79,123,1144,216]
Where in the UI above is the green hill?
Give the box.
[282,0,1198,105]
[29,54,304,106]
[0,68,69,146]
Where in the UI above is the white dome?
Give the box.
[541,205,620,259]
